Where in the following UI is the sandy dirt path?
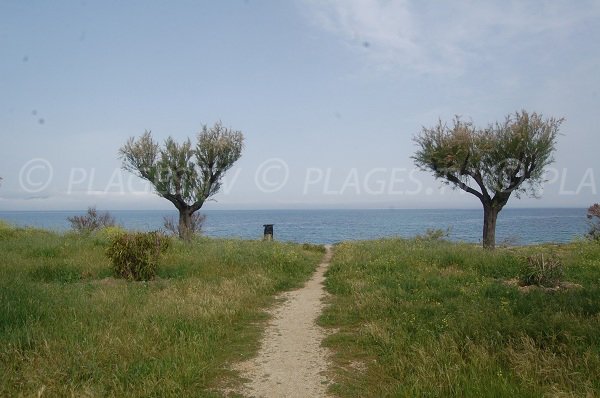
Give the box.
[233,245,334,398]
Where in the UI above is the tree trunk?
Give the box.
[482,204,499,249]
[178,207,193,241]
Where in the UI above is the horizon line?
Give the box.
[0,206,588,212]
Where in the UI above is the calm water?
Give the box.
[0,208,588,245]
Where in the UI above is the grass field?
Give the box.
[320,238,600,397]
[0,221,324,397]
[3,218,600,397]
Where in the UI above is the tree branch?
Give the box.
[469,170,491,202]
[190,199,205,213]
[446,173,484,201]
[162,193,186,210]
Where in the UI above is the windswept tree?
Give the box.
[414,110,562,249]
[120,122,244,240]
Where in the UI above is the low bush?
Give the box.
[106,232,170,281]
[415,227,450,241]
[67,207,116,234]
[519,252,564,287]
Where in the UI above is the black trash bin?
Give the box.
[263,224,274,241]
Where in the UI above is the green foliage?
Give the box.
[519,252,564,287]
[413,111,562,199]
[106,232,171,281]
[413,111,563,249]
[120,122,244,239]
[0,227,321,396]
[120,122,243,213]
[195,122,244,196]
[0,221,22,240]
[67,207,116,234]
[30,263,82,283]
[321,239,600,397]
[301,243,327,253]
[93,225,127,244]
[415,227,450,241]
[587,203,600,241]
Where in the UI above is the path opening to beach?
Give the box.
[233,245,333,398]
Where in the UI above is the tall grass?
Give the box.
[320,239,600,397]
[0,225,323,396]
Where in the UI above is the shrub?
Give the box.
[68,207,116,234]
[415,227,450,241]
[519,252,564,288]
[163,212,206,239]
[587,203,600,241]
[106,232,170,281]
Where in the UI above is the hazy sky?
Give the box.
[1,0,599,210]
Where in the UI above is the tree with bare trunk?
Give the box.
[119,122,244,240]
[67,206,116,234]
[163,212,206,237]
[413,110,562,249]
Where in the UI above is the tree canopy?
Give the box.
[587,203,600,241]
[120,121,243,239]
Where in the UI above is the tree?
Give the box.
[587,203,600,241]
[67,206,116,234]
[413,110,562,249]
[120,122,244,240]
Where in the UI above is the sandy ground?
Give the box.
[232,245,333,398]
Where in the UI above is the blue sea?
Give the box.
[0,208,589,245]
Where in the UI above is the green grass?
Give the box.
[0,223,324,397]
[320,239,600,397]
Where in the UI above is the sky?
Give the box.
[0,0,599,211]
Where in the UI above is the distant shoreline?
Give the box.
[0,208,588,246]
[0,206,588,213]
